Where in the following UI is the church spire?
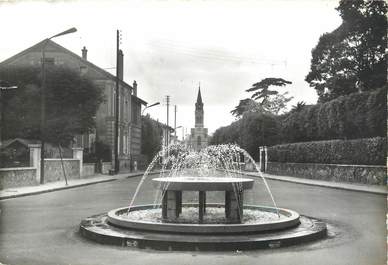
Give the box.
[196,83,203,104]
[195,83,204,127]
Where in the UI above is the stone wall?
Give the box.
[266,162,386,185]
[0,167,37,189]
[101,162,112,174]
[82,163,96,177]
[44,159,80,183]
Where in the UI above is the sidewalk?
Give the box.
[0,170,386,200]
[242,171,387,195]
[0,171,149,200]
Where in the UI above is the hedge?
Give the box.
[281,86,387,142]
[268,137,386,165]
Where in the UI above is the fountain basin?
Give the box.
[107,204,300,234]
[80,204,327,251]
[152,177,254,191]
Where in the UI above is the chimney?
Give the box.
[118,49,124,80]
[81,46,88,60]
[133,80,137,96]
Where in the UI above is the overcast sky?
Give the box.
[0,0,342,139]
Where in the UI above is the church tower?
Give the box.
[195,87,204,127]
[187,84,208,151]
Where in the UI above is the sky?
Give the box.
[0,0,342,140]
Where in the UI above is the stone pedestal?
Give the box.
[28,144,41,183]
[198,191,206,223]
[154,177,254,224]
[225,190,243,223]
[162,190,182,221]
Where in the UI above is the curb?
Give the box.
[2,170,385,200]
[242,171,388,195]
[0,171,157,200]
[0,178,117,200]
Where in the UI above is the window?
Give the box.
[197,136,201,147]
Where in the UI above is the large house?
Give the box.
[0,39,147,171]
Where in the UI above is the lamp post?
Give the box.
[141,102,160,115]
[0,81,17,148]
[40,27,77,184]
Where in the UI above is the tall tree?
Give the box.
[141,115,163,163]
[0,66,104,146]
[306,0,387,102]
[231,77,293,117]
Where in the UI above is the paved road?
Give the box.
[0,175,386,265]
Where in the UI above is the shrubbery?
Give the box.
[281,86,386,142]
[268,137,386,165]
[83,141,111,163]
[211,112,280,161]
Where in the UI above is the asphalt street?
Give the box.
[0,175,386,265]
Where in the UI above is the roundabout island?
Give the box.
[80,145,328,251]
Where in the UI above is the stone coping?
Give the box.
[152,177,254,191]
[107,204,300,234]
[44,158,78,161]
[267,161,386,168]
[0,167,35,171]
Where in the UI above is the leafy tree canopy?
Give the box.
[141,114,163,163]
[231,77,293,117]
[0,66,104,146]
[305,0,387,102]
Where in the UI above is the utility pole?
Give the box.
[114,29,120,174]
[165,95,170,148]
[174,105,177,139]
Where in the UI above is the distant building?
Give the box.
[187,86,208,151]
[0,40,147,171]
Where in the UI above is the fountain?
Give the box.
[80,144,327,250]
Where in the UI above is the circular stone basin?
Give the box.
[107,204,300,234]
[80,204,327,251]
[152,177,254,191]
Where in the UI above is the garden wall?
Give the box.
[44,159,80,183]
[82,163,96,177]
[101,162,112,174]
[0,167,37,189]
[266,162,386,186]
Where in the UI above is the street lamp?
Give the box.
[40,27,77,184]
[142,102,160,115]
[0,80,17,147]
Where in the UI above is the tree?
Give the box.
[211,111,281,160]
[230,98,263,118]
[246,77,292,102]
[231,77,293,117]
[290,101,306,113]
[141,115,163,163]
[306,0,387,102]
[0,66,104,146]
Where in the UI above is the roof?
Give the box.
[1,138,40,149]
[131,94,147,106]
[0,39,134,90]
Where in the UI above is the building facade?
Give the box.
[0,39,147,171]
[187,87,208,151]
